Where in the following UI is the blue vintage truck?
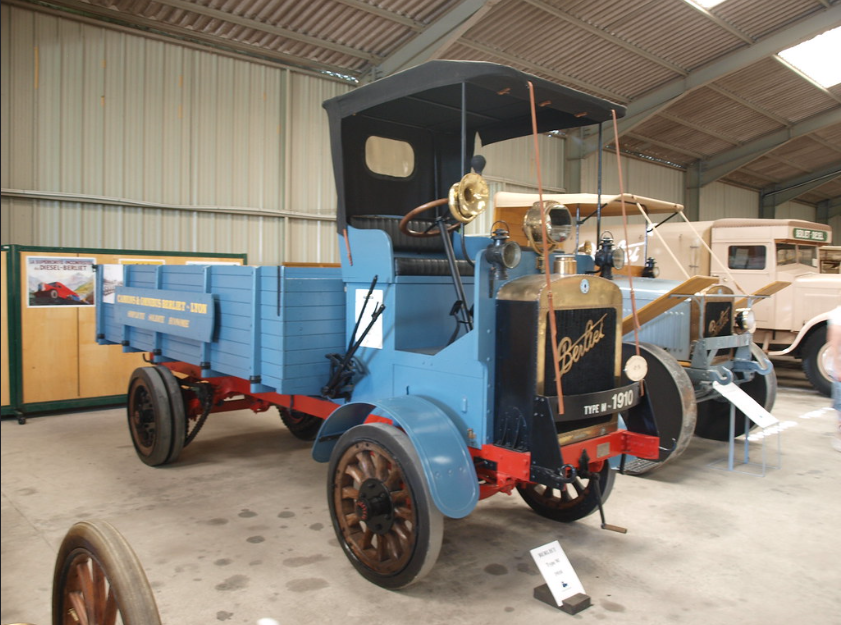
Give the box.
[96,61,663,589]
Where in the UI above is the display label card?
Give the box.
[530,540,585,605]
[712,380,778,429]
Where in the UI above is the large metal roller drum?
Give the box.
[620,342,696,475]
[694,344,777,442]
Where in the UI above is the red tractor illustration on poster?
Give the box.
[34,281,83,303]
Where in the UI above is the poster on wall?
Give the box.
[103,258,166,304]
[27,257,96,307]
[102,265,124,305]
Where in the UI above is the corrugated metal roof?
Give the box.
[716,57,839,123]
[15,0,841,205]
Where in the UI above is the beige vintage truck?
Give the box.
[613,217,839,397]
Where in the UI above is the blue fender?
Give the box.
[312,396,479,519]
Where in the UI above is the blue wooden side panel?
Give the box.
[258,266,346,395]
[96,264,346,395]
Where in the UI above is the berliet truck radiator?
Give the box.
[543,307,617,396]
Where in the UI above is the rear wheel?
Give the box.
[153,366,187,463]
[278,406,322,441]
[52,520,161,625]
[517,462,614,522]
[127,367,174,467]
[802,326,832,397]
[327,423,443,589]
[695,345,777,441]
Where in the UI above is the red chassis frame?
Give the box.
[162,361,660,502]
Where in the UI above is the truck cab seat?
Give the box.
[350,216,474,277]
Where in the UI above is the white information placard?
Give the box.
[712,381,778,429]
[530,540,585,605]
[354,288,384,350]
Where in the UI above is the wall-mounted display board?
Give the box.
[1,245,246,422]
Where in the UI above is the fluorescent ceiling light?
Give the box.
[778,27,841,89]
[692,0,727,8]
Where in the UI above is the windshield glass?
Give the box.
[777,243,818,268]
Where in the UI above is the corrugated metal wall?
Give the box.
[0,3,351,265]
[582,151,685,204]
[699,181,759,220]
[467,134,565,235]
[774,201,817,222]
[829,215,841,244]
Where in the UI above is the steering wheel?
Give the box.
[398,198,461,238]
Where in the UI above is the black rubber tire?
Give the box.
[126,367,174,467]
[695,369,778,442]
[621,342,697,475]
[52,520,161,625]
[694,346,778,441]
[327,423,443,589]
[517,462,615,523]
[278,406,322,441]
[153,366,187,463]
[802,326,832,397]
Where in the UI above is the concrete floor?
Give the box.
[2,358,839,625]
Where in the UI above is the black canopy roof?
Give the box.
[323,61,625,232]
[324,61,623,143]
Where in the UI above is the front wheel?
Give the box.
[327,423,443,589]
[802,327,832,397]
[126,367,174,466]
[517,462,614,523]
[52,520,161,625]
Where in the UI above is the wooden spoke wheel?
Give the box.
[278,406,322,441]
[517,462,614,523]
[52,520,161,625]
[126,367,177,467]
[327,424,443,589]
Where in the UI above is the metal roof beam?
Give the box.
[625,133,706,160]
[773,56,841,105]
[522,0,688,76]
[658,111,740,145]
[706,84,791,126]
[700,108,841,185]
[458,40,627,102]
[372,0,500,79]
[760,162,841,207]
[810,134,841,155]
[330,0,424,30]
[150,0,379,62]
[582,4,841,156]
[682,0,754,44]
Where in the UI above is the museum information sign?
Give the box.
[530,540,586,605]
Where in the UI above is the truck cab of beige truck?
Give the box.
[641,218,840,396]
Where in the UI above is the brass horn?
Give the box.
[448,173,489,224]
